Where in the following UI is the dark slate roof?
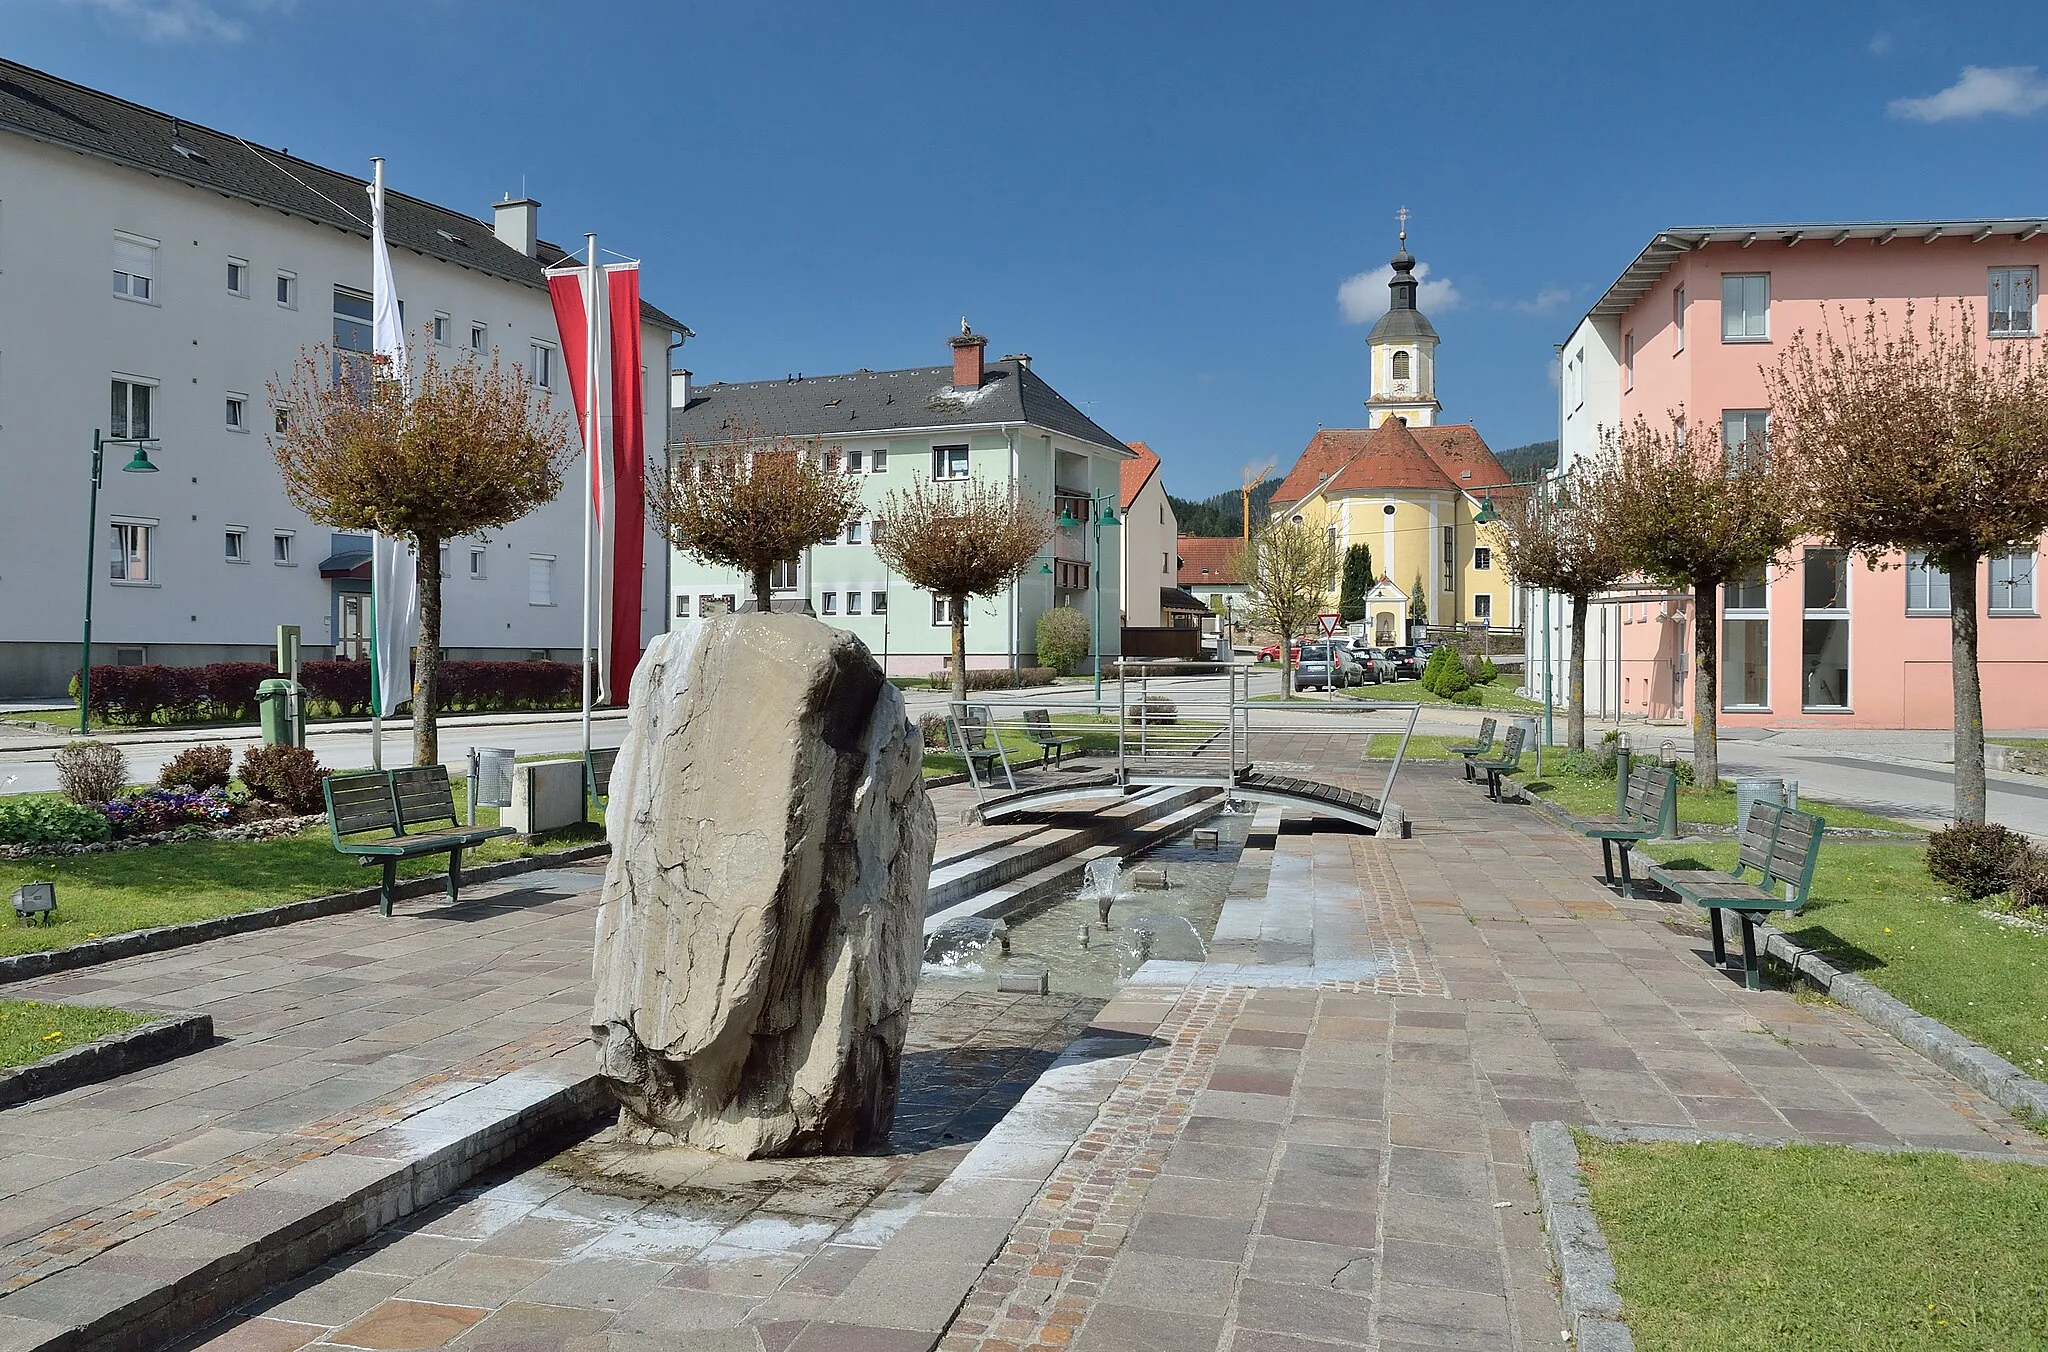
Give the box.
[1160,586,1212,614]
[1366,308,1439,344]
[0,58,688,335]
[671,358,1132,455]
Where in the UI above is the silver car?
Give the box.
[1348,644,1395,683]
[1293,642,1358,692]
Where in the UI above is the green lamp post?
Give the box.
[79,429,160,734]
[1043,495,1123,706]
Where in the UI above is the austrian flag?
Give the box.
[546,261,646,705]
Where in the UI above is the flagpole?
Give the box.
[580,234,597,789]
[368,158,386,771]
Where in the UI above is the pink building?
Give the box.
[1551,219,2046,730]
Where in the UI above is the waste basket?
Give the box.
[1734,777,1783,833]
[256,678,304,747]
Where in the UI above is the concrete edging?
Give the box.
[0,1012,213,1109]
[1527,1121,1636,1352]
[0,842,609,986]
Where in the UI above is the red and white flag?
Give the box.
[546,262,646,705]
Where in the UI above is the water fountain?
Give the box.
[1078,856,1133,928]
[1118,912,1206,975]
[922,916,1009,975]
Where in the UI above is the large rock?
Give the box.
[590,614,935,1157]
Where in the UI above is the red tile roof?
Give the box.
[1177,536,1246,587]
[1120,440,1161,509]
[1273,421,1510,507]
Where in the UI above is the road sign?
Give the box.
[1318,612,1341,638]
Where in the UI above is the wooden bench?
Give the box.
[1583,764,1677,898]
[1648,802,1825,990]
[324,766,515,917]
[1448,717,1497,782]
[1470,725,1525,802]
[949,707,1015,792]
[1022,709,1086,767]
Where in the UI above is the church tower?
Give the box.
[1364,219,1442,428]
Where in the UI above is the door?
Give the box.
[338,594,368,660]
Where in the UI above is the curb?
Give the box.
[1755,920,2048,1125]
[1527,1121,1636,1352]
[0,1012,212,1109]
[0,842,609,986]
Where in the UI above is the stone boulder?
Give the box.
[590,614,935,1157]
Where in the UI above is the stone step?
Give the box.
[923,786,1218,917]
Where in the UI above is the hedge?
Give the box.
[926,667,1059,692]
[76,659,582,724]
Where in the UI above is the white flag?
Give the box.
[369,159,417,718]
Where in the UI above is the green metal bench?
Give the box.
[324,766,515,916]
[950,706,1015,792]
[1648,802,1825,990]
[583,746,619,820]
[1448,717,1497,782]
[1022,708,1086,767]
[1470,724,1524,802]
[1583,764,1677,898]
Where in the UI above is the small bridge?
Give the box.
[951,662,1420,833]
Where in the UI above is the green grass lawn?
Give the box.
[1578,1135,2048,1351]
[1526,767,1922,834]
[1342,677,1542,712]
[0,999,152,1069]
[1644,839,2048,1075]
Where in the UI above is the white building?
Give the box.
[0,58,685,696]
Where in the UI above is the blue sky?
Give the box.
[11,1,2048,499]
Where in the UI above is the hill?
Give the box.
[1496,439,1559,483]
[1170,479,1278,538]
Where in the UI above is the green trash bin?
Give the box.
[256,678,304,747]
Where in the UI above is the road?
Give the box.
[1716,731,2048,839]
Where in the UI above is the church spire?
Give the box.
[1365,205,1441,428]
[1387,206,1419,312]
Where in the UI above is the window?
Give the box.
[1723,565,1770,710]
[276,272,297,308]
[432,313,450,344]
[1391,349,1411,382]
[272,531,295,566]
[1905,550,1950,614]
[770,558,798,591]
[696,594,735,618]
[470,323,488,351]
[1721,409,1769,470]
[1473,546,1492,571]
[225,394,247,431]
[1572,348,1586,409]
[846,519,864,545]
[109,520,153,582]
[333,287,373,385]
[1163,551,1171,574]
[821,591,838,615]
[871,448,888,473]
[529,343,553,389]
[528,555,556,605]
[872,591,889,614]
[113,234,156,301]
[846,591,863,616]
[1623,331,1634,391]
[1473,594,1492,624]
[227,258,249,297]
[469,546,486,579]
[846,449,864,473]
[274,407,289,434]
[932,595,957,625]
[110,378,152,439]
[1673,284,1686,351]
[932,445,969,479]
[224,527,246,563]
[1721,273,1769,341]
[1802,547,1850,710]
[1989,266,2039,337]
[438,542,451,577]
[1990,548,2036,614]
[1443,525,1455,591]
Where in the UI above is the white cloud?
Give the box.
[1546,353,1561,390]
[1337,262,1460,323]
[1888,65,2048,122]
[1867,31,1893,56]
[58,0,291,42]
[1507,286,1572,318]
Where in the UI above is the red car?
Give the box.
[1256,640,1305,663]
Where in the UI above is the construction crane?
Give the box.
[1240,458,1276,543]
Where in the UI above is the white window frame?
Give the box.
[1722,565,1771,712]
[1673,283,1686,352]
[469,545,487,579]
[871,448,889,473]
[1623,331,1634,392]
[1473,594,1492,624]
[1801,547,1851,712]
[529,342,554,389]
[846,448,864,473]
[1989,266,2039,338]
[275,271,297,309]
[872,590,889,615]
[1721,409,1769,470]
[1905,550,1950,615]
[110,375,155,441]
[770,558,798,592]
[528,554,557,606]
[227,257,249,298]
[438,542,451,578]
[225,392,248,432]
[932,444,969,480]
[470,322,488,351]
[846,519,864,545]
[432,312,451,345]
[1721,273,1770,342]
[821,591,838,615]
[272,530,296,566]
[846,591,864,616]
[224,526,247,564]
[108,517,155,584]
[932,594,957,625]
[1989,548,2036,615]
[113,232,157,304]
[1473,545,1492,571]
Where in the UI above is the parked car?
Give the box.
[1256,639,1305,664]
[1349,645,1396,683]
[1292,642,1360,692]
[1383,645,1427,680]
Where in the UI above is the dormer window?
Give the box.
[1391,350,1411,381]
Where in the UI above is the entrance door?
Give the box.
[338,594,368,660]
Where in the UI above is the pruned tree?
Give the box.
[1600,410,1801,788]
[1765,303,2048,823]
[1408,574,1428,626]
[650,424,866,613]
[1485,464,1629,752]
[1239,520,1337,698]
[1337,544,1375,624]
[873,477,1052,706]
[269,343,574,764]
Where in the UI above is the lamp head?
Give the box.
[1058,509,1078,528]
[1098,507,1119,527]
[1473,491,1496,525]
[120,444,159,474]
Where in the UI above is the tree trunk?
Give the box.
[1567,592,1589,753]
[413,531,441,766]
[1951,558,1987,824]
[950,597,968,708]
[1691,581,1718,790]
[1281,629,1295,699]
[751,565,773,614]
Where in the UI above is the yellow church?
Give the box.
[1272,234,1514,647]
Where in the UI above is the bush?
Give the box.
[301,660,374,716]
[102,787,238,837]
[0,796,112,847]
[1564,744,1620,779]
[927,667,1058,692]
[206,663,275,720]
[158,744,234,792]
[2010,851,2048,915]
[1449,688,1482,705]
[1127,695,1178,725]
[1036,607,1091,675]
[54,740,127,805]
[917,712,950,750]
[238,745,331,814]
[1424,646,1472,696]
[1474,656,1500,685]
[1926,821,2032,900]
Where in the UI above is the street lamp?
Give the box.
[1046,494,1122,706]
[80,429,160,734]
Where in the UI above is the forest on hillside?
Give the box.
[1169,479,1279,538]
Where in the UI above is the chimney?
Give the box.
[492,195,540,258]
[950,320,987,390]
[669,369,692,410]
[1000,352,1032,369]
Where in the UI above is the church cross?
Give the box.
[1396,205,1410,243]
